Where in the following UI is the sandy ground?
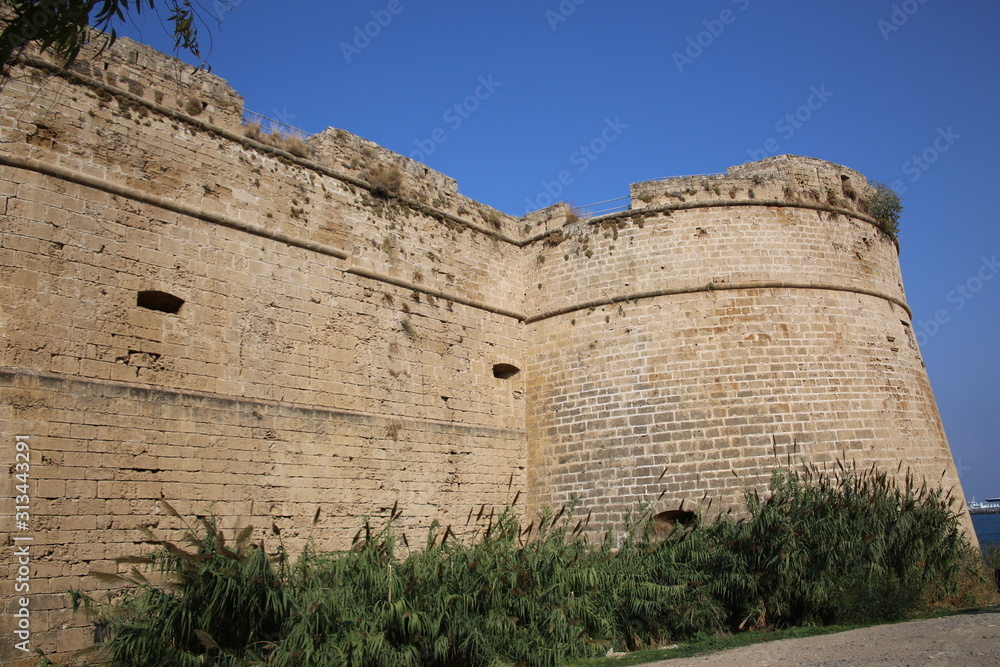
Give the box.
[640,609,1000,666]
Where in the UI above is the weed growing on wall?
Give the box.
[364,164,404,198]
[54,461,990,666]
[868,182,903,239]
[242,122,313,158]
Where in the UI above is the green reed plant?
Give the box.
[985,542,1000,571]
[56,459,986,666]
[588,507,724,649]
[69,504,291,666]
[711,461,970,629]
[264,502,615,666]
[983,542,1000,598]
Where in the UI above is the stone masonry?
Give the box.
[0,39,972,661]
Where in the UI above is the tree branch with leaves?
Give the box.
[0,0,207,79]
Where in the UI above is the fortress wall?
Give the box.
[2,42,525,312]
[525,159,963,534]
[0,42,526,660]
[0,39,973,662]
[0,42,528,425]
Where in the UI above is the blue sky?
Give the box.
[116,0,998,501]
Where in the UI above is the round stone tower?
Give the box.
[524,155,970,539]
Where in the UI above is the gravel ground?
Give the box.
[640,610,1000,667]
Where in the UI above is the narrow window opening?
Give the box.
[137,290,184,314]
[493,363,520,379]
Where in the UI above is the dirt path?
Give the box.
[641,610,1000,666]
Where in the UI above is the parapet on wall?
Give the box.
[0,38,971,662]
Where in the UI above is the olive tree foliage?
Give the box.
[868,181,903,239]
[0,0,213,80]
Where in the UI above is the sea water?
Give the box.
[972,513,1000,548]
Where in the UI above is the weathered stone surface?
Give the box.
[0,39,969,662]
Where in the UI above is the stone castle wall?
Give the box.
[0,39,969,661]
[0,40,529,661]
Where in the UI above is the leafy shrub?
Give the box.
[867,182,903,238]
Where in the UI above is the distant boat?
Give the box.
[969,497,1000,514]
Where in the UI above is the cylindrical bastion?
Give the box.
[525,155,967,537]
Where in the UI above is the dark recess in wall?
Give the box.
[493,363,520,379]
[137,290,184,314]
